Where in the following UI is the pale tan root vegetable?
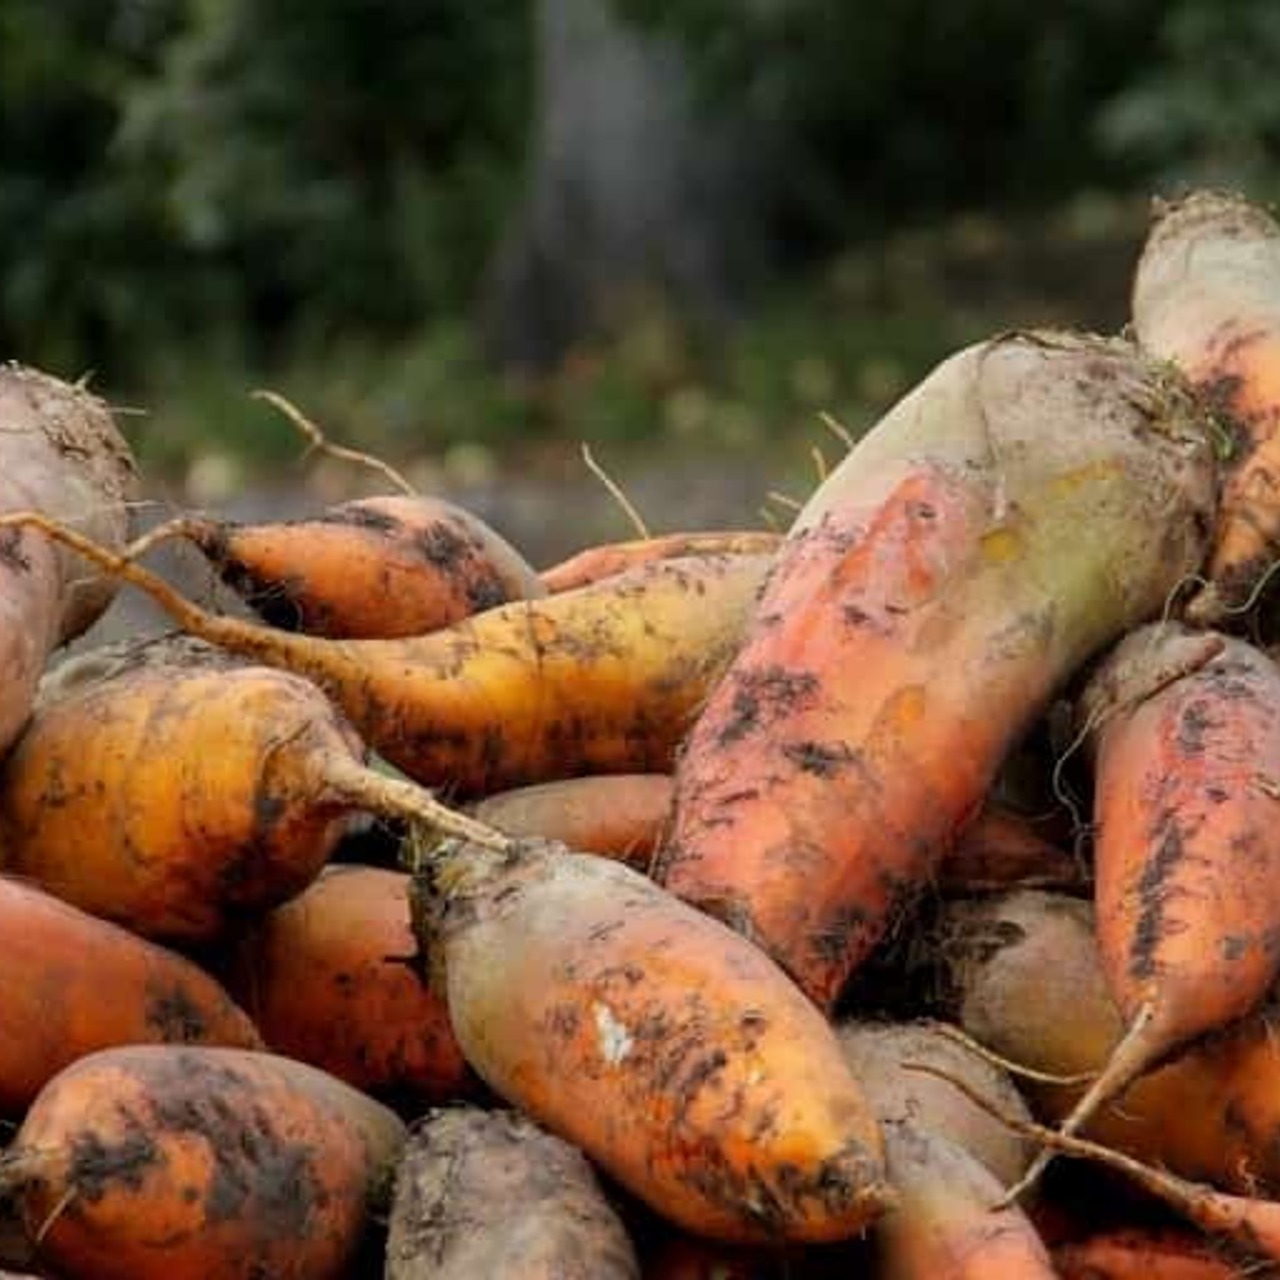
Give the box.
[837,1022,1052,1279]
[385,1106,639,1279]
[0,364,137,751]
[912,1061,1280,1271]
[934,890,1280,1195]
[1132,190,1280,624]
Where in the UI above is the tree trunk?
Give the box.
[482,0,770,372]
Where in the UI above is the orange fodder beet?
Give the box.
[938,891,1280,1196]
[1039,625,1280,1176]
[1054,1227,1240,1279]
[0,635,504,942]
[931,1068,1280,1270]
[225,865,472,1102]
[410,838,891,1243]
[385,1106,639,1278]
[874,1126,1056,1280]
[1133,191,1280,624]
[472,775,673,868]
[834,1022,1034,1186]
[835,1022,1051,1279]
[0,528,771,798]
[174,493,544,638]
[0,876,262,1114]
[1,1045,405,1280]
[660,334,1215,1009]
[0,365,137,753]
[540,531,781,592]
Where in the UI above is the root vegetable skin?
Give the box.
[1040,625,1280,1175]
[1,1045,406,1280]
[470,785,1075,890]
[927,1063,1280,1270]
[836,1022,1051,1280]
[386,1107,639,1279]
[834,1022,1033,1186]
[1054,1228,1240,1279]
[0,365,137,752]
[178,493,545,638]
[410,838,891,1244]
[226,865,472,1101]
[876,1126,1056,1280]
[938,891,1280,1195]
[0,521,771,797]
[0,636,502,942]
[540,531,781,592]
[1132,191,1280,623]
[472,774,673,868]
[660,333,1215,1009]
[0,876,262,1113]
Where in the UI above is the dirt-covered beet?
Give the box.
[0,364,138,751]
[386,1106,638,1279]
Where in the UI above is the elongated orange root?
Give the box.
[225,865,474,1102]
[934,891,1280,1195]
[0,365,137,752]
[0,635,507,942]
[472,774,673,868]
[1133,190,1280,624]
[909,1062,1280,1270]
[0,518,770,796]
[409,837,891,1243]
[540,530,781,592]
[385,1106,639,1278]
[659,333,1216,1009]
[0,876,262,1113]
[0,1045,405,1280]
[1054,1227,1241,1280]
[145,493,544,638]
[1009,624,1280,1200]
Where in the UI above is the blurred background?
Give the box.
[3,0,1278,556]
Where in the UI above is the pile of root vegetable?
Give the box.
[9,189,1280,1280]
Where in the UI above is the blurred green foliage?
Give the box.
[0,0,528,387]
[620,0,1167,241]
[1,0,1278,470]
